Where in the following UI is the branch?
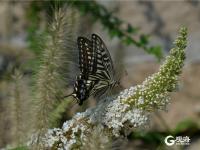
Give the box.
[69,0,163,60]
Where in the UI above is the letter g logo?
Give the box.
[165,135,175,146]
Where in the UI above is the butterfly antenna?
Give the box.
[63,92,80,107]
[55,93,73,100]
[63,93,74,99]
[55,93,74,101]
[62,93,79,108]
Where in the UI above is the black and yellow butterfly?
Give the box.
[68,34,120,105]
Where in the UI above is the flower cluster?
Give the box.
[44,92,149,149]
[122,27,187,111]
[43,27,187,150]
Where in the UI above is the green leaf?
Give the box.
[126,24,138,34]
[109,29,122,38]
[130,131,164,144]
[140,34,149,46]
[124,37,134,45]
[173,119,199,135]
[149,46,163,60]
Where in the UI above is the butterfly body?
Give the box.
[70,34,119,105]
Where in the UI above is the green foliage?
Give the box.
[9,146,28,150]
[129,131,164,145]
[26,2,43,56]
[173,119,199,135]
[129,119,200,148]
[50,99,73,127]
[69,0,163,60]
[26,1,163,60]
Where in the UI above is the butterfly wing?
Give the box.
[72,34,117,104]
[77,37,97,75]
[73,37,97,105]
[72,74,96,105]
[88,34,116,97]
[92,34,114,79]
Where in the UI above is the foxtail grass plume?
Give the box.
[33,6,79,148]
[9,69,33,147]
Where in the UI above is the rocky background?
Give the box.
[0,1,200,149]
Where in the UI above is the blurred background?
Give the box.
[0,1,200,150]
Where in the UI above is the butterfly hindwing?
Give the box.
[72,74,96,105]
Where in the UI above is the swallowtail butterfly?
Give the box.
[68,34,119,105]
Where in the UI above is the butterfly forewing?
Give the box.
[91,34,114,80]
[88,34,116,98]
[77,37,97,75]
